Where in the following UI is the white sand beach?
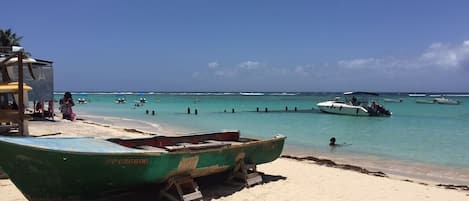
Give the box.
[0,118,468,201]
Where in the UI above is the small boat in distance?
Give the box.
[434,97,461,105]
[77,98,88,104]
[269,92,297,96]
[383,98,403,103]
[0,131,286,201]
[115,97,126,104]
[240,92,264,96]
[416,99,435,104]
[416,97,461,105]
[408,93,427,97]
[138,97,147,103]
[317,92,392,117]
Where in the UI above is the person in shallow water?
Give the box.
[329,137,350,147]
[329,137,337,146]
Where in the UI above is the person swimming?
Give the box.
[329,137,337,146]
[329,137,350,147]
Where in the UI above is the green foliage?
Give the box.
[0,28,23,47]
[0,28,31,57]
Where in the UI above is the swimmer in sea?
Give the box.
[329,137,351,147]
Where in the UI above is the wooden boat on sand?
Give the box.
[0,131,285,201]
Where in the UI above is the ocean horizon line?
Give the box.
[53,91,469,96]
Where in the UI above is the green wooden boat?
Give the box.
[0,131,285,201]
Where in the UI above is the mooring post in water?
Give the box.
[195,109,198,115]
[232,108,235,113]
[265,107,268,112]
[146,110,149,115]
[224,109,227,113]
[152,110,155,115]
[187,107,191,114]
[256,107,259,112]
[294,107,297,112]
[285,106,288,111]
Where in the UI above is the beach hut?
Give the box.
[0,46,54,135]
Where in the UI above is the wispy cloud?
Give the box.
[337,58,378,69]
[239,61,261,70]
[194,40,469,91]
[418,40,469,70]
[335,40,469,71]
[208,61,219,69]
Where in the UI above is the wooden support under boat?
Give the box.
[160,174,203,201]
[227,158,263,187]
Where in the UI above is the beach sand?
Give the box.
[1,118,468,201]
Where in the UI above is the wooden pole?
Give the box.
[18,51,25,136]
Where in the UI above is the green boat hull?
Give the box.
[0,134,285,201]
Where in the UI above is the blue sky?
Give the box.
[2,0,469,92]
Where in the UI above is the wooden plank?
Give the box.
[136,145,168,152]
[205,140,243,145]
[165,142,228,151]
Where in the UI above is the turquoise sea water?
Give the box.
[59,93,469,170]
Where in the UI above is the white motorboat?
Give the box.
[383,98,403,103]
[416,99,435,104]
[408,93,426,97]
[115,97,126,104]
[240,92,264,96]
[139,97,147,103]
[434,97,460,105]
[317,92,392,117]
[76,98,88,104]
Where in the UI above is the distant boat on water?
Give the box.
[240,92,264,96]
[416,99,435,104]
[316,92,392,117]
[408,93,427,97]
[429,94,442,97]
[77,98,88,104]
[434,97,461,105]
[115,97,126,104]
[416,97,461,105]
[383,98,403,103]
[269,92,297,96]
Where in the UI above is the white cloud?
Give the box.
[208,61,219,69]
[418,41,469,70]
[191,72,201,78]
[334,41,469,72]
[214,70,236,77]
[239,61,261,70]
[293,65,315,76]
[194,40,469,91]
[337,58,378,69]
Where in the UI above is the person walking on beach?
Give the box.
[60,92,75,121]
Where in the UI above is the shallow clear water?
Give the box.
[60,93,469,169]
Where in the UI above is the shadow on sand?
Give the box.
[96,171,286,201]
